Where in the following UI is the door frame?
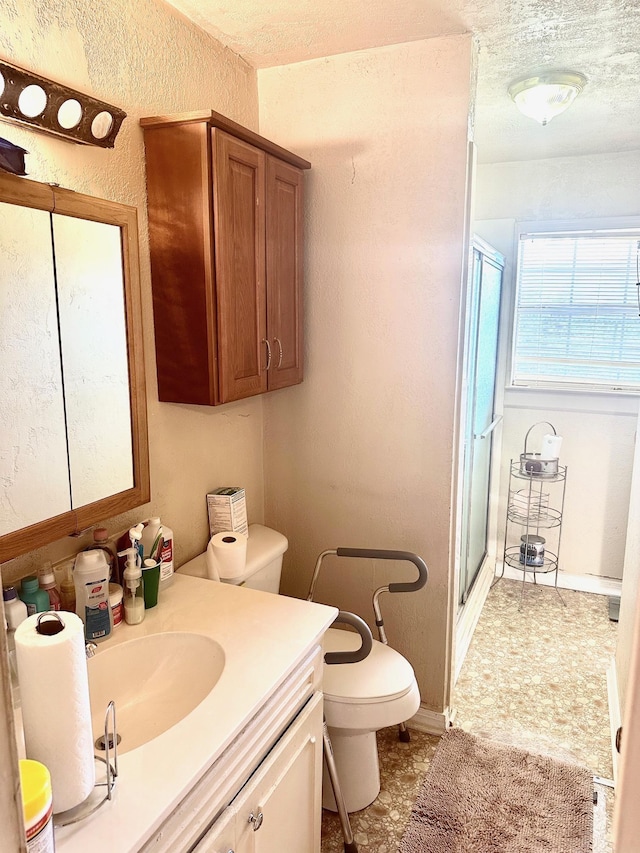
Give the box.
[453,235,506,682]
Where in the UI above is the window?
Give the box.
[512,227,640,391]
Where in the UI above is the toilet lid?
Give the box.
[322,628,417,704]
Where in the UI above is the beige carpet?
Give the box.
[399,728,593,853]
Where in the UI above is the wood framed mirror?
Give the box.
[0,172,149,563]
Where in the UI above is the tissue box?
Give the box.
[207,487,248,537]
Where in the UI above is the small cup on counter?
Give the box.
[142,558,160,609]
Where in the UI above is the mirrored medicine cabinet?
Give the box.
[0,172,149,563]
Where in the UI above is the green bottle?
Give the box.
[19,576,50,616]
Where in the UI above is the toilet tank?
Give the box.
[234,524,288,592]
[178,524,288,593]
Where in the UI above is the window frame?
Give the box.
[509,217,640,394]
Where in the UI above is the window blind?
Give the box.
[513,230,640,390]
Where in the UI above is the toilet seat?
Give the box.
[323,627,416,703]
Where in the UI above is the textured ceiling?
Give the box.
[164,0,640,164]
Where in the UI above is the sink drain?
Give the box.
[95,732,121,751]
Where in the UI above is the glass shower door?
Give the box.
[459,242,504,605]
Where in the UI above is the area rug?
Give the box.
[399,728,593,853]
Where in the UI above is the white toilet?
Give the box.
[321,627,420,812]
[179,523,421,814]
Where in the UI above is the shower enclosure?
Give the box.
[458,237,505,605]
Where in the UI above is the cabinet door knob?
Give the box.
[248,810,264,831]
[274,337,283,368]
[262,339,272,371]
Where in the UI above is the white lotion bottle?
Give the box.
[74,549,113,643]
[119,548,145,625]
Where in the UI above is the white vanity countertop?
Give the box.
[53,573,337,853]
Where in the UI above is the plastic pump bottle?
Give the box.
[59,566,76,613]
[38,566,62,611]
[119,548,145,625]
[74,550,113,643]
[129,522,144,565]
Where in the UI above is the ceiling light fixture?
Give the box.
[508,71,587,126]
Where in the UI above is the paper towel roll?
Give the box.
[15,611,95,813]
[207,531,248,580]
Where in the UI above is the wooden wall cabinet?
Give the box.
[141,111,310,406]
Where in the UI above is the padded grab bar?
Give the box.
[324,611,373,666]
[335,548,428,593]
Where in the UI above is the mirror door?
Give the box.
[0,174,149,562]
[0,201,71,534]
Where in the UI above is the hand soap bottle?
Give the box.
[119,549,145,625]
[74,550,113,643]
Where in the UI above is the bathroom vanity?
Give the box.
[52,574,337,853]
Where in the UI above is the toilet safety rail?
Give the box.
[307,547,429,645]
[312,550,428,853]
[325,611,373,665]
[321,609,373,853]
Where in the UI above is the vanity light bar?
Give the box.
[0,59,126,148]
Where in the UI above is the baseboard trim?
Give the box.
[455,559,494,683]
[606,657,621,784]
[496,561,622,597]
[408,704,451,735]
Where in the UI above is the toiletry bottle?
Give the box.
[74,550,113,643]
[109,583,123,628]
[141,517,162,563]
[119,549,145,625]
[3,587,28,631]
[159,521,174,590]
[20,759,55,853]
[19,577,49,616]
[59,566,76,613]
[85,527,118,583]
[141,517,174,590]
[3,587,28,672]
[38,568,62,611]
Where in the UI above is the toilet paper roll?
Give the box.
[207,530,248,580]
[540,434,563,461]
[15,612,95,813]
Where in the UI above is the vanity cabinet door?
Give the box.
[191,803,236,853]
[190,693,323,853]
[234,693,323,853]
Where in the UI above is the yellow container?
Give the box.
[19,759,55,851]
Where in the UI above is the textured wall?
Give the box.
[258,35,474,713]
[476,150,640,222]
[0,0,264,585]
[474,151,640,581]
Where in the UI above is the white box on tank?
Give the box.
[207,487,248,537]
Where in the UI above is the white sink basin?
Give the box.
[88,631,225,755]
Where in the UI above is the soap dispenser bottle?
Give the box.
[74,550,113,643]
[119,549,145,625]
